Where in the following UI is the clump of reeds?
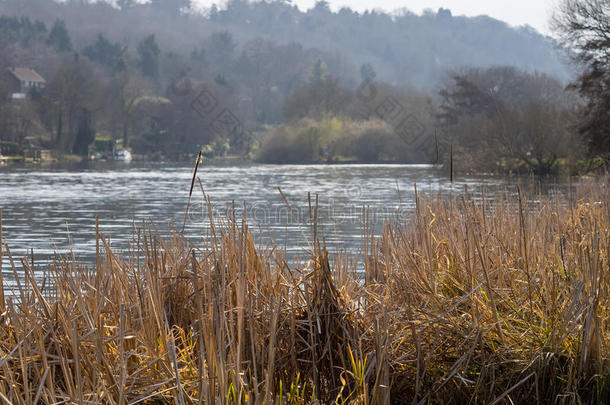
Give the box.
[0,177,608,404]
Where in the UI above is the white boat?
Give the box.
[114,148,132,162]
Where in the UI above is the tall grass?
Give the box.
[0,177,608,404]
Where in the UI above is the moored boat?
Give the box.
[114,148,132,162]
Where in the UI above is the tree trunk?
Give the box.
[55,111,62,145]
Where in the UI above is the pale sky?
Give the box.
[197,0,560,35]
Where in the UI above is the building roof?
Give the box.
[8,67,46,83]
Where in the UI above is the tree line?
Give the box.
[0,0,607,174]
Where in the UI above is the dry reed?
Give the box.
[0,176,608,404]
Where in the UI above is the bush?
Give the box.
[256,122,324,164]
[256,117,421,163]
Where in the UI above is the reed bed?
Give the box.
[0,177,609,404]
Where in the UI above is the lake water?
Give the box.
[0,162,568,287]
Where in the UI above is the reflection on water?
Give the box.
[0,162,568,287]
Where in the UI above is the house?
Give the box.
[6,67,46,100]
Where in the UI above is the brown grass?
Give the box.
[0,177,609,404]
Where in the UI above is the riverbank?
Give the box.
[2,150,604,178]
[0,152,247,169]
[0,176,608,404]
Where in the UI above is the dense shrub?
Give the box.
[256,117,423,164]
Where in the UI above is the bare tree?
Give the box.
[41,60,100,153]
[439,67,582,174]
[553,0,610,160]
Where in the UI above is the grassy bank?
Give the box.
[0,178,609,404]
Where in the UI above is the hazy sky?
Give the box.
[197,0,559,35]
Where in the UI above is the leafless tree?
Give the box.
[553,0,610,160]
[439,67,582,174]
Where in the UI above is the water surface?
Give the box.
[0,162,567,287]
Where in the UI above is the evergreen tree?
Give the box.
[137,35,160,79]
[359,63,376,81]
[309,59,329,83]
[83,34,127,73]
[208,31,236,66]
[47,19,72,52]
[73,108,95,156]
